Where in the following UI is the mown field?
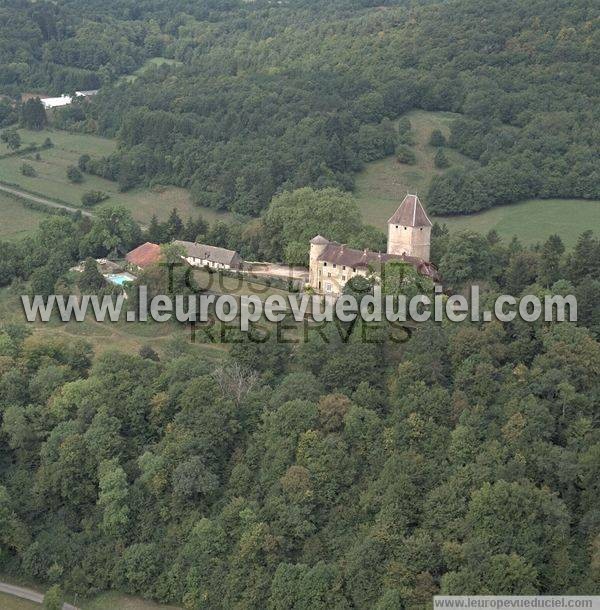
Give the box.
[438,198,600,247]
[354,110,600,245]
[0,592,39,610]
[118,56,183,84]
[0,128,231,226]
[0,192,50,240]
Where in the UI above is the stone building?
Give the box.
[387,193,432,261]
[308,194,437,296]
[174,240,242,270]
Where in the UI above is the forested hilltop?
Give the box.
[1,219,600,606]
[1,0,598,216]
[5,0,595,216]
[1,0,600,607]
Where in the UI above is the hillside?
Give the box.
[0,0,599,608]
[0,192,50,241]
[439,198,600,247]
[354,110,477,228]
[354,111,600,246]
[0,129,232,225]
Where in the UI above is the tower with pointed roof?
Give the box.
[387,193,432,262]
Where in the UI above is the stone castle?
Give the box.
[308,194,437,296]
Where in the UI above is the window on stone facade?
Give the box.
[325,283,332,292]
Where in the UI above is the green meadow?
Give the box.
[0,287,227,361]
[0,592,39,610]
[0,191,51,240]
[0,128,231,227]
[118,56,183,84]
[354,110,600,246]
[354,110,476,228]
[437,198,600,247]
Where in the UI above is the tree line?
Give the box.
[63,0,600,216]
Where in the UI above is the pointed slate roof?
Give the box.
[310,235,330,245]
[388,194,432,227]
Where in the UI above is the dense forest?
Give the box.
[1,0,599,216]
[1,0,600,606]
[1,186,600,605]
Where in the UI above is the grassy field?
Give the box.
[0,191,50,240]
[0,128,232,227]
[193,269,293,299]
[354,109,476,228]
[82,592,181,610]
[354,110,600,246]
[0,592,39,610]
[0,590,181,610]
[0,287,227,361]
[437,198,600,247]
[119,57,183,84]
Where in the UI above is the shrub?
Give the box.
[430,128,447,147]
[397,117,414,145]
[43,585,63,610]
[21,163,36,177]
[67,165,83,183]
[434,148,450,169]
[81,190,109,207]
[396,145,416,165]
[78,153,91,171]
[139,345,160,361]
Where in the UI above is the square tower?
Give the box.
[387,194,432,262]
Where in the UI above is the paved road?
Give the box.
[0,581,79,609]
[0,182,94,218]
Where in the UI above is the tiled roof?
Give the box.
[317,242,440,280]
[174,240,241,267]
[388,194,432,227]
[125,242,162,268]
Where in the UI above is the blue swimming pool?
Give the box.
[104,272,137,286]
